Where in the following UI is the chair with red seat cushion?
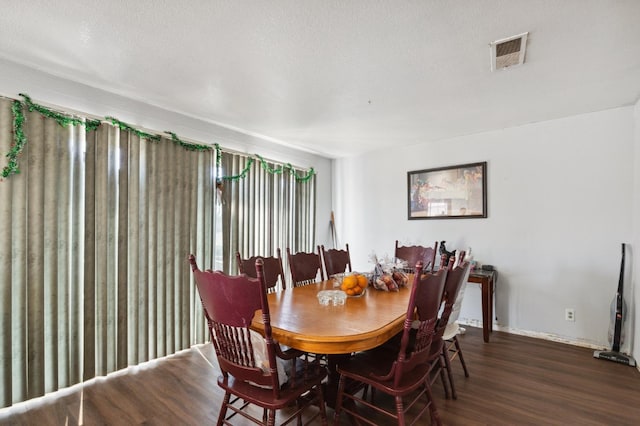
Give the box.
[333,261,448,425]
[286,248,325,287]
[319,244,352,278]
[189,254,328,426]
[395,240,438,272]
[236,249,287,292]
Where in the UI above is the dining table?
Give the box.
[251,278,415,407]
[252,278,413,354]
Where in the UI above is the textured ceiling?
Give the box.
[1,0,639,158]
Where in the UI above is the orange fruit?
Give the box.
[345,288,355,296]
[356,274,368,289]
[342,275,357,290]
[353,286,363,295]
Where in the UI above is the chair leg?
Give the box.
[394,395,406,426]
[267,409,276,426]
[442,345,457,400]
[316,383,328,425]
[370,387,377,404]
[217,392,231,426]
[454,336,470,377]
[438,355,450,399]
[429,357,447,400]
[333,374,347,424]
[425,380,442,426]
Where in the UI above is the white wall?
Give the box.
[633,98,640,360]
[3,58,637,352]
[334,107,635,349]
[0,58,334,250]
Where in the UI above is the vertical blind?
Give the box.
[0,97,317,408]
[220,152,316,279]
[0,98,215,407]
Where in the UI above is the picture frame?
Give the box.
[407,161,487,219]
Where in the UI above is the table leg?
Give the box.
[325,354,350,408]
[489,276,494,335]
[468,272,495,343]
[326,354,365,425]
[481,277,490,343]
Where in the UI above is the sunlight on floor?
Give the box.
[78,387,83,425]
[195,345,217,370]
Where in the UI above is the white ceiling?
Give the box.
[1,0,639,159]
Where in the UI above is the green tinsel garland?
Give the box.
[228,157,254,181]
[255,153,314,182]
[20,93,101,131]
[165,131,211,151]
[1,93,315,184]
[215,143,222,169]
[105,116,161,142]
[256,153,284,174]
[287,163,315,182]
[214,142,253,181]
[1,100,27,178]
[215,148,314,183]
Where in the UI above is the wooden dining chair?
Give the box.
[439,248,465,270]
[319,244,352,277]
[286,248,325,287]
[429,257,471,400]
[188,254,328,426]
[441,251,471,387]
[286,248,332,366]
[236,249,287,292]
[438,240,454,267]
[395,240,438,272]
[333,261,448,425]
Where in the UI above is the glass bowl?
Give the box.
[317,290,347,306]
[330,273,345,288]
[347,287,366,298]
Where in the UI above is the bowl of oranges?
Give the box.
[339,272,369,297]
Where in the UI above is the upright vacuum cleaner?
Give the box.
[593,243,636,366]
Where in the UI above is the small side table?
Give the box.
[467,269,497,342]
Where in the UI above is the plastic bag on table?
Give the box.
[374,272,399,292]
[368,252,405,291]
[391,270,409,287]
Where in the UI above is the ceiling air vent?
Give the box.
[490,32,528,71]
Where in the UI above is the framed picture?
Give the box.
[407,161,487,219]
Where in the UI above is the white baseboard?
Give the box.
[458,318,602,349]
[457,318,640,372]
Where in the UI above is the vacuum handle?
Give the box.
[612,243,626,352]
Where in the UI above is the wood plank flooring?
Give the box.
[1,326,639,425]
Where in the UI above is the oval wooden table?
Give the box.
[252,279,413,354]
[252,279,414,409]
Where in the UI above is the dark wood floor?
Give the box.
[1,326,640,425]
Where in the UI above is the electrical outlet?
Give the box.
[565,308,575,322]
